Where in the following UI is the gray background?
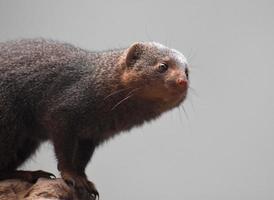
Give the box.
[0,0,274,199]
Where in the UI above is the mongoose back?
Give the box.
[0,39,189,199]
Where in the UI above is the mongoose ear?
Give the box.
[125,42,144,67]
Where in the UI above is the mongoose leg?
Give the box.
[73,138,96,173]
[52,132,99,200]
[0,170,56,183]
[73,139,98,199]
[0,137,54,183]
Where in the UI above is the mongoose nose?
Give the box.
[176,78,188,89]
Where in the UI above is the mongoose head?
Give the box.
[120,42,189,111]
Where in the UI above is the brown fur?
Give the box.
[0,39,189,199]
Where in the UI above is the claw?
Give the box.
[90,191,99,200]
[35,170,56,179]
[49,174,56,179]
[61,172,99,199]
[30,170,56,182]
[64,178,76,188]
[90,189,99,200]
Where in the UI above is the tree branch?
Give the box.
[0,178,79,200]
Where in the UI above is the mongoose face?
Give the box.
[121,42,189,110]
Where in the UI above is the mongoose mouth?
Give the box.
[163,71,189,102]
[165,85,188,106]
[169,78,188,96]
[136,79,188,110]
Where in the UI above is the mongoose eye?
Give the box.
[158,63,169,73]
[185,68,189,79]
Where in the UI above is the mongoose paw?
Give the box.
[29,170,56,182]
[0,170,56,183]
[62,172,99,200]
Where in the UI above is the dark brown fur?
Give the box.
[0,39,189,199]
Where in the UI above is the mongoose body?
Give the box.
[0,39,189,199]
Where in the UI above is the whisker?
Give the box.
[164,29,169,47]
[188,64,200,70]
[126,87,141,96]
[187,95,196,113]
[181,105,189,121]
[177,107,184,125]
[111,94,134,111]
[188,86,199,97]
[111,88,141,111]
[104,87,132,101]
[186,48,196,63]
[145,25,153,41]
